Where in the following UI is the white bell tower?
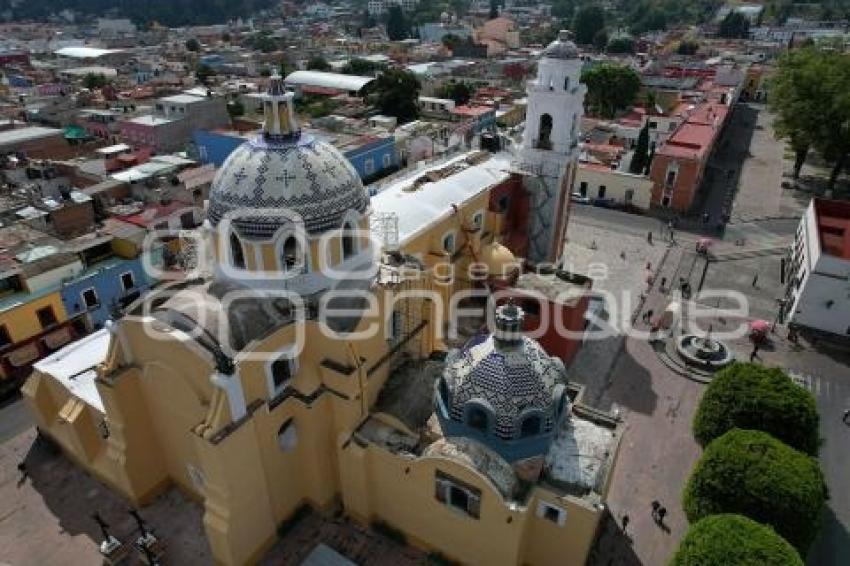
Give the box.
[518,30,586,265]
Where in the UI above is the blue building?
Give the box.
[60,256,154,331]
[192,129,399,183]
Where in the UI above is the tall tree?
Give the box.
[580,63,641,118]
[306,56,331,71]
[185,38,200,52]
[630,122,650,174]
[770,47,850,192]
[386,6,410,41]
[365,69,421,123]
[572,5,605,45]
[718,11,750,39]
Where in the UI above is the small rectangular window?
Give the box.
[435,471,481,519]
[36,306,57,329]
[120,272,136,292]
[364,158,375,175]
[0,325,11,348]
[382,153,392,168]
[537,501,567,526]
[269,353,298,395]
[82,288,99,309]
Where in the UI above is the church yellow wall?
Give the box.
[338,441,602,566]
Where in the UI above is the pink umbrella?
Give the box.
[750,319,769,332]
[698,237,714,247]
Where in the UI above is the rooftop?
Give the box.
[53,46,123,59]
[284,70,375,93]
[159,94,207,105]
[0,126,62,147]
[33,328,110,413]
[370,151,512,245]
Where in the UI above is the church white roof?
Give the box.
[284,70,375,92]
[54,46,123,59]
[34,329,111,413]
[370,151,512,245]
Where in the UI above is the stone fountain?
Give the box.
[675,333,735,371]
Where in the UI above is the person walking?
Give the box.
[749,344,760,362]
[843,408,850,426]
[657,506,667,526]
[651,500,660,522]
[647,231,653,245]
[752,273,759,288]
[622,514,630,532]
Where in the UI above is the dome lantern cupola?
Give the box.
[262,73,300,140]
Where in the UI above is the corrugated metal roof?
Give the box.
[284,70,374,92]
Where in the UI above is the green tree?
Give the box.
[693,363,820,455]
[82,73,109,90]
[306,56,331,71]
[718,11,750,39]
[770,47,850,191]
[386,5,410,41]
[684,429,827,554]
[677,39,700,55]
[572,5,605,45]
[341,58,385,75]
[227,99,244,118]
[630,122,650,174]
[607,37,635,54]
[365,68,421,123]
[593,28,609,51]
[672,514,802,566]
[438,81,472,106]
[185,37,200,52]
[552,0,575,21]
[580,63,641,118]
[195,63,214,85]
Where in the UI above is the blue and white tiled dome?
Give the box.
[207,76,369,240]
[435,304,570,463]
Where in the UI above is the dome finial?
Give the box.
[262,72,299,140]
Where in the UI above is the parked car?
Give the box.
[571,192,591,204]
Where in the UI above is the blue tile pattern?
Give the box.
[208,133,369,240]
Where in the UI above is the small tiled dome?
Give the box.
[542,30,579,60]
[435,304,570,462]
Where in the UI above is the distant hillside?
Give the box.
[0,0,279,26]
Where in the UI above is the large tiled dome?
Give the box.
[207,134,368,239]
[207,75,368,240]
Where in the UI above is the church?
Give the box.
[23,32,622,565]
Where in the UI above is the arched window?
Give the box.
[341,221,356,260]
[538,113,553,150]
[280,235,305,272]
[230,233,246,269]
[466,405,489,433]
[438,378,450,405]
[520,414,542,438]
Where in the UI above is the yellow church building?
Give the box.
[25,47,622,566]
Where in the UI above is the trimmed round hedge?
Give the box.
[671,514,802,566]
[683,429,827,554]
[693,362,819,455]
